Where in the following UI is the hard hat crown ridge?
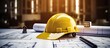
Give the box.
[46,13,78,33]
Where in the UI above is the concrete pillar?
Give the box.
[91,0,96,23]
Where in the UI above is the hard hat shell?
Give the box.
[37,13,79,40]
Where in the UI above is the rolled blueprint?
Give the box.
[33,23,46,32]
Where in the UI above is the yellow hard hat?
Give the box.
[37,13,79,40]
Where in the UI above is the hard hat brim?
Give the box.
[37,32,67,40]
